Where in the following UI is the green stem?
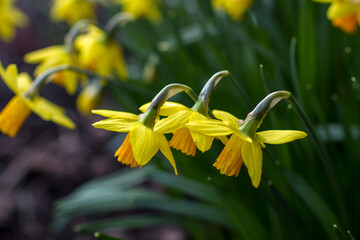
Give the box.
[227,73,252,110]
[287,94,346,224]
[64,20,92,55]
[105,12,134,38]
[141,83,198,128]
[24,65,111,99]
[198,70,229,114]
[289,37,303,105]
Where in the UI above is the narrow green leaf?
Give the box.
[94,232,125,240]
[282,168,339,240]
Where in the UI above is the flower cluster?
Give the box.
[92,74,307,188]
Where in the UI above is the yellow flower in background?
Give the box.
[75,25,128,79]
[24,45,79,95]
[92,109,177,173]
[76,81,103,116]
[50,0,96,25]
[314,0,360,34]
[0,63,75,137]
[186,110,307,188]
[0,0,28,42]
[116,0,161,23]
[212,0,254,21]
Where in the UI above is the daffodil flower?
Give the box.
[92,109,177,174]
[116,0,161,23]
[313,0,360,34]
[0,0,28,42]
[76,81,103,116]
[0,63,75,137]
[186,110,307,188]
[212,0,254,21]
[75,25,128,79]
[50,0,96,25]
[140,101,214,156]
[24,45,79,95]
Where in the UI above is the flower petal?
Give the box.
[186,119,233,136]
[0,63,20,94]
[25,96,75,129]
[92,109,140,120]
[256,130,307,144]
[159,134,178,175]
[189,111,214,152]
[93,118,138,132]
[242,141,263,188]
[139,101,189,116]
[154,110,191,133]
[130,123,160,166]
[212,110,240,125]
[327,3,355,20]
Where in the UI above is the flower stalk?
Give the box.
[23,65,111,99]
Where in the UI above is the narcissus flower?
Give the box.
[92,109,177,174]
[50,0,96,25]
[141,101,214,156]
[116,0,161,23]
[75,25,128,79]
[76,81,103,116]
[212,0,254,21]
[0,0,28,42]
[0,63,75,137]
[24,45,79,95]
[313,0,360,34]
[186,110,307,188]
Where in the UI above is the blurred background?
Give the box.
[0,0,359,239]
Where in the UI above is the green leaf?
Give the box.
[94,232,125,240]
[76,214,176,233]
[282,168,339,240]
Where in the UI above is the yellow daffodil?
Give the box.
[24,45,79,95]
[0,63,75,137]
[186,110,307,188]
[116,0,161,23]
[314,0,360,34]
[75,25,128,79]
[0,0,28,42]
[212,0,254,21]
[76,81,103,116]
[92,109,177,173]
[50,0,96,25]
[140,102,213,156]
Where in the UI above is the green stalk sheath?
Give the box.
[24,65,111,99]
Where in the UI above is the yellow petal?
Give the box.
[185,120,233,136]
[139,101,189,115]
[24,45,64,63]
[188,111,214,152]
[92,109,140,120]
[93,118,138,132]
[17,72,32,93]
[212,109,240,125]
[154,110,191,133]
[327,3,355,20]
[0,63,20,94]
[256,130,307,145]
[159,134,178,175]
[242,141,263,188]
[130,123,160,166]
[24,97,75,129]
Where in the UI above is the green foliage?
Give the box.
[50,0,359,239]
